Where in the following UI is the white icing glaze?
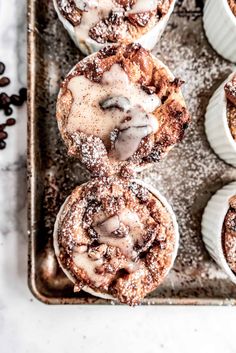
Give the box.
[129,0,159,14]
[95,215,120,236]
[74,0,99,11]
[119,209,144,243]
[120,106,158,131]
[71,0,159,42]
[54,0,176,55]
[74,0,117,43]
[53,179,179,298]
[71,207,145,285]
[73,251,105,286]
[114,125,151,160]
[74,244,88,253]
[113,106,159,160]
[67,63,161,146]
[99,234,135,257]
[93,208,144,257]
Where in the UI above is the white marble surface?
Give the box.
[0,1,236,352]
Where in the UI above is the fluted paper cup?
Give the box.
[203,0,236,63]
[202,182,236,284]
[205,72,236,167]
[53,0,176,56]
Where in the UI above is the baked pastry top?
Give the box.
[228,0,236,17]
[56,43,190,176]
[55,0,174,44]
[222,195,236,274]
[54,176,176,305]
[225,74,236,141]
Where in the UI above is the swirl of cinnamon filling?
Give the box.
[53,176,178,305]
[56,44,190,176]
[54,0,176,54]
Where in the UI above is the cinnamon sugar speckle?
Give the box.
[57,43,190,176]
[37,2,236,302]
[56,0,173,44]
[55,176,176,305]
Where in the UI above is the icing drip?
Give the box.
[129,0,159,13]
[100,96,131,111]
[67,63,161,147]
[101,94,159,160]
[93,208,144,257]
[75,0,99,11]
[113,105,159,160]
[95,214,121,236]
[71,0,160,42]
[71,208,145,286]
[74,0,121,42]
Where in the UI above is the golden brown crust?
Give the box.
[222,196,236,274]
[56,44,190,176]
[228,0,236,17]
[55,177,175,305]
[227,102,236,141]
[225,74,236,141]
[225,74,236,106]
[56,0,173,43]
[57,0,82,26]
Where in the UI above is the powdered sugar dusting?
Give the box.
[36,1,236,302]
[141,10,236,294]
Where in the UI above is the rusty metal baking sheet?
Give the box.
[28,0,236,305]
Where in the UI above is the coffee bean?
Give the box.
[0,131,7,140]
[0,140,6,149]
[0,62,5,75]
[10,94,22,106]
[0,77,10,87]
[6,118,15,126]
[0,68,27,151]
[0,92,10,107]
[19,88,27,101]
[4,106,13,116]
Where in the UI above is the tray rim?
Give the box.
[27,0,236,306]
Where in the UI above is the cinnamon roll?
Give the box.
[56,44,190,176]
[203,0,236,63]
[53,0,176,55]
[205,72,236,167]
[53,176,179,305]
[202,182,236,285]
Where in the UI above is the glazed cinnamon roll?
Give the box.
[56,44,190,176]
[53,0,176,55]
[53,176,179,305]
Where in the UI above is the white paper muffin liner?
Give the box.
[202,181,236,284]
[53,0,176,56]
[205,72,236,167]
[53,179,179,301]
[203,0,236,63]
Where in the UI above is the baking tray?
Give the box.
[28,0,236,305]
